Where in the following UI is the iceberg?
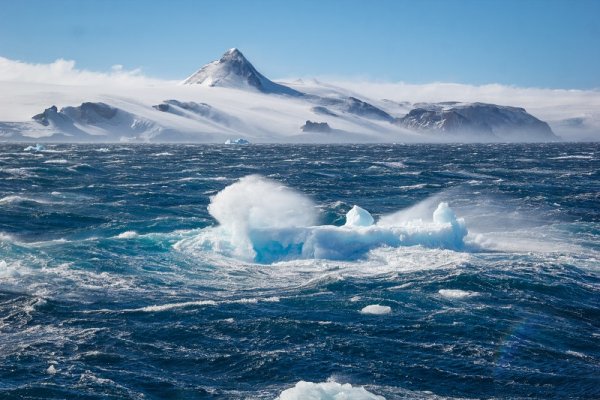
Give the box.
[174,175,468,263]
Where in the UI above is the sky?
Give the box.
[0,0,599,89]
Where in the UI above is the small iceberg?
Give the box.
[24,143,45,152]
[224,138,250,145]
[277,380,385,400]
[360,304,391,315]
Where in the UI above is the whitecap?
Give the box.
[132,300,218,312]
[116,231,138,239]
[43,159,69,164]
[438,289,478,299]
[0,195,53,205]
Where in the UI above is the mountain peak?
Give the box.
[182,48,302,96]
[225,47,242,56]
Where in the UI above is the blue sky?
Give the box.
[1,0,599,89]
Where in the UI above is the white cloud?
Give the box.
[0,56,172,86]
[328,80,599,110]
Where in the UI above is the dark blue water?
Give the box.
[0,143,598,399]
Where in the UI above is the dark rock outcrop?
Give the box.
[301,121,332,133]
[395,102,556,140]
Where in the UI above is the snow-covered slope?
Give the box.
[0,48,570,143]
[395,102,556,141]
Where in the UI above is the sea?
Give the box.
[0,143,598,399]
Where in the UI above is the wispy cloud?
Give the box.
[326,80,600,117]
[0,57,171,86]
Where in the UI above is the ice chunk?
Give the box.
[224,138,250,145]
[345,205,374,227]
[438,289,478,299]
[360,304,391,315]
[277,380,385,400]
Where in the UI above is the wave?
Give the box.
[174,175,467,263]
[0,195,55,205]
[87,296,281,313]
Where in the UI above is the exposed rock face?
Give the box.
[182,48,302,96]
[301,121,332,132]
[154,100,213,116]
[31,102,159,140]
[399,108,488,134]
[61,102,118,124]
[154,99,237,126]
[311,106,338,117]
[318,96,393,121]
[343,97,393,121]
[396,102,556,140]
[32,106,70,127]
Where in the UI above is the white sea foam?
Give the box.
[277,380,385,400]
[43,159,69,164]
[174,175,468,263]
[118,296,280,313]
[0,195,53,205]
[360,304,392,315]
[116,231,138,239]
[135,300,218,312]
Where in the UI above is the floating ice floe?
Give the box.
[174,175,468,263]
[360,304,392,315]
[438,289,478,299]
[277,380,385,400]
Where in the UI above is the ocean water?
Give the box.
[0,143,598,399]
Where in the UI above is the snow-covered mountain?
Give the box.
[182,48,302,96]
[0,48,565,143]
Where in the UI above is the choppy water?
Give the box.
[0,143,598,399]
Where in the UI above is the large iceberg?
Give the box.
[175,175,468,264]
